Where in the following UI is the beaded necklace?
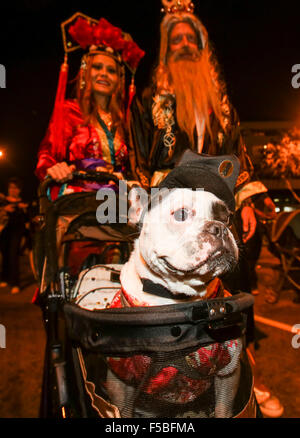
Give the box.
[95,111,116,166]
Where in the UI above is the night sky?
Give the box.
[1,0,300,199]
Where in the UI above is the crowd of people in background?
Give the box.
[0,177,30,294]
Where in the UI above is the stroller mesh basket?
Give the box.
[61,293,256,418]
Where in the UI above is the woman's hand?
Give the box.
[46,162,76,182]
[112,172,124,180]
[96,166,109,173]
[95,166,123,183]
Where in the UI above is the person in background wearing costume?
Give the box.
[128,0,283,418]
[0,177,29,294]
[36,13,145,198]
[34,13,144,276]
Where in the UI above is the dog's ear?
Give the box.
[128,186,149,225]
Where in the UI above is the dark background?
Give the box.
[1,0,300,199]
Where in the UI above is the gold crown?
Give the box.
[161,0,195,14]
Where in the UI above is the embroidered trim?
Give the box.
[236,171,250,188]
[152,94,176,158]
[96,112,116,166]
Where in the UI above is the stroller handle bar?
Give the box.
[38,170,122,214]
[39,170,121,199]
[37,170,131,288]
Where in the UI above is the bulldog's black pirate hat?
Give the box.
[159,149,240,212]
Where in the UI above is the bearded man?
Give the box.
[128,1,283,418]
[128,6,268,243]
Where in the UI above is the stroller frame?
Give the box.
[259,210,300,297]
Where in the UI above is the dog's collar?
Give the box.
[141,278,188,300]
[141,277,225,300]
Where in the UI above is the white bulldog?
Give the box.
[104,187,243,418]
[121,188,239,303]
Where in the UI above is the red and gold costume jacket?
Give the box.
[35,99,128,193]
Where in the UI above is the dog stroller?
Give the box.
[34,171,257,418]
